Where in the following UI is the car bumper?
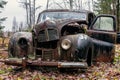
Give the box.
[0,58,88,69]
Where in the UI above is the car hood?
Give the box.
[34,19,85,35]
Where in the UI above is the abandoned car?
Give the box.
[1,9,120,69]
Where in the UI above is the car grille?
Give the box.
[43,50,53,60]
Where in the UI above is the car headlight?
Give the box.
[61,39,71,50]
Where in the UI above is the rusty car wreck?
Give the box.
[1,9,119,69]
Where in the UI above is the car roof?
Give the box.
[40,9,94,14]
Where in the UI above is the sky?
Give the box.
[1,0,47,31]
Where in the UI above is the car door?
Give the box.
[87,15,117,43]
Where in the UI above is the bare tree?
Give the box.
[63,0,67,9]
[18,22,23,31]
[24,0,29,28]
[47,0,89,10]
[33,0,36,25]
[69,0,73,9]
[29,0,32,29]
[19,0,40,30]
[46,0,49,9]
[73,0,82,10]
[12,17,18,32]
[18,0,30,29]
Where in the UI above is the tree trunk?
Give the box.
[46,0,49,9]
[88,0,91,11]
[25,0,29,27]
[69,0,73,9]
[33,0,36,26]
[29,0,32,29]
[117,0,120,31]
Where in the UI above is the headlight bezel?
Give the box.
[61,39,72,50]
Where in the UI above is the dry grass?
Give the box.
[0,37,9,47]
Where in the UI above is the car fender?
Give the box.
[8,32,33,58]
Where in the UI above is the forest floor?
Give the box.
[0,45,120,80]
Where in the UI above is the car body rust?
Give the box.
[1,9,119,69]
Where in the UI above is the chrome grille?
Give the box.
[43,50,53,60]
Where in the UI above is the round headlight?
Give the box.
[61,39,71,50]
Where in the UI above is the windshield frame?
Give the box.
[37,11,87,23]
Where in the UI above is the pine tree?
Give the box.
[93,0,117,14]
[0,0,7,8]
[0,0,7,37]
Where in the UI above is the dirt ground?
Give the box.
[0,45,120,80]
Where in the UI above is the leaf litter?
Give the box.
[0,45,120,79]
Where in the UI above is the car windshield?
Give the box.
[38,11,87,22]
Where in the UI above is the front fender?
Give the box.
[75,34,92,61]
[77,34,92,49]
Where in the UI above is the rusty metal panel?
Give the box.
[3,9,116,69]
[0,59,88,68]
[8,32,33,59]
[87,30,117,43]
[92,38,115,62]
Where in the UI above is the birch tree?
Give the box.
[19,0,40,30]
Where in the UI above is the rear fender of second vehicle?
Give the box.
[8,32,34,59]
